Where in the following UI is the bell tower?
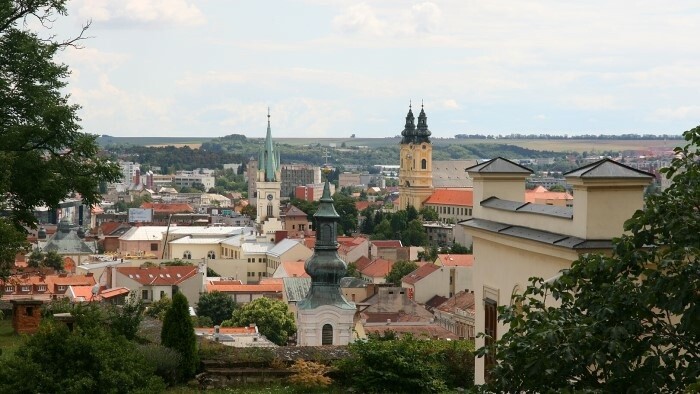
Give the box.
[398,102,433,210]
[255,109,283,237]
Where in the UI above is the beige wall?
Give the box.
[402,265,472,304]
[266,243,313,275]
[119,239,163,257]
[169,243,220,260]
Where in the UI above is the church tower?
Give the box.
[255,110,283,236]
[398,102,433,210]
[296,180,356,346]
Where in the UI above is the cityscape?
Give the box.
[1,1,698,393]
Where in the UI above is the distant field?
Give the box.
[98,135,682,154]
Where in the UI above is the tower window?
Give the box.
[421,159,427,169]
[267,203,273,218]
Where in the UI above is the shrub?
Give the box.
[138,344,183,386]
[288,359,332,389]
[146,296,171,320]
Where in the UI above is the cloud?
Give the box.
[533,114,547,120]
[441,99,459,109]
[75,0,205,28]
[409,2,442,34]
[563,95,622,111]
[333,3,385,35]
[650,105,700,120]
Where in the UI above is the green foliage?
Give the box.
[332,192,358,235]
[241,203,256,220]
[222,297,296,346]
[547,184,567,192]
[385,260,419,285]
[0,320,165,393]
[480,125,700,392]
[335,335,475,393]
[106,294,144,340]
[401,219,428,246]
[161,292,198,380]
[137,343,182,387]
[27,250,64,270]
[419,206,439,221]
[345,262,361,278]
[447,242,471,254]
[0,1,121,278]
[145,295,171,320]
[196,291,238,326]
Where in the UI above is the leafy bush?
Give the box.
[145,295,171,320]
[137,344,183,386]
[0,321,165,393]
[288,359,332,389]
[196,291,237,325]
[222,297,295,346]
[335,335,474,393]
[106,295,144,340]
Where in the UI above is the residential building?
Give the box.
[462,157,653,384]
[369,240,404,260]
[401,258,472,303]
[433,290,476,340]
[205,279,283,304]
[423,221,455,247]
[359,258,394,284]
[295,183,335,201]
[423,189,474,224]
[114,265,202,306]
[172,173,215,191]
[265,238,313,276]
[337,236,370,265]
[281,205,310,237]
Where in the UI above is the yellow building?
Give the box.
[398,104,433,210]
[463,157,653,384]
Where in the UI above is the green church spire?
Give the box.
[262,108,280,182]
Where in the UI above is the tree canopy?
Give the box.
[196,291,237,326]
[0,0,120,278]
[479,126,700,392]
[222,297,296,346]
[161,292,197,380]
[385,260,419,285]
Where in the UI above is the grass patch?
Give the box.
[0,318,23,358]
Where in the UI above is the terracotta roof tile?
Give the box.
[371,240,402,248]
[424,189,473,207]
[436,290,475,313]
[524,188,573,203]
[354,256,372,271]
[116,266,198,285]
[205,283,283,293]
[278,261,309,278]
[436,254,473,267]
[360,258,394,278]
[141,202,194,213]
[401,264,439,285]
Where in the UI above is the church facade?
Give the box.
[255,111,283,238]
[398,103,434,210]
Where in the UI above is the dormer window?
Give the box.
[5,285,14,292]
[57,285,66,291]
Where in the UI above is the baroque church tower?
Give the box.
[398,102,433,210]
[255,110,283,236]
[296,180,356,346]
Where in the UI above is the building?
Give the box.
[398,103,433,210]
[432,160,478,188]
[281,164,321,199]
[423,221,455,247]
[294,183,335,202]
[358,258,394,284]
[525,185,573,206]
[423,189,474,224]
[281,205,310,237]
[265,238,313,276]
[433,290,476,340]
[462,157,653,384]
[35,218,97,267]
[114,265,202,306]
[337,236,370,265]
[255,111,283,235]
[205,279,283,304]
[172,173,215,191]
[296,182,357,346]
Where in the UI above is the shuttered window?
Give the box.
[484,298,497,382]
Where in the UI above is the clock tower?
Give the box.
[398,102,433,210]
[255,109,283,237]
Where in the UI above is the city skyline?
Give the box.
[46,1,700,138]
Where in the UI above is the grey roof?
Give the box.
[283,277,311,302]
[465,157,533,174]
[481,197,573,219]
[462,218,613,250]
[41,226,97,254]
[432,160,477,188]
[564,158,655,179]
[339,277,367,288]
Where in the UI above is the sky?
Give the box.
[42,0,700,138]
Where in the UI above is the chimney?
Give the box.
[274,230,288,244]
[133,168,141,186]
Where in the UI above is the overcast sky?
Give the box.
[47,1,700,138]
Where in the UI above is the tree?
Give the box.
[240,203,256,220]
[161,292,197,380]
[346,262,360,278]
[548,184,566,192]
[419,206,440,221]
[222,297,296,346]
[333,192,359,235]
[448,242,471,254]
[26,250,64,271]
[401,219,428,247]
[479,126,700,392]
[196,291,237,326]
[385,260,418,285]
[0,1,121,278]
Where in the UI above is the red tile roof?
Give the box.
[424,189,473,207]
[196,326,257,335]
[436,254,473,267]
[360,258,394,278]
[278,261,309,278]
[354,256,372,271]
[436,291,475,313]
[524,187,573,203]
[116,266,198,285]
[371,240,403,248]
[205,283,283,293]
[401,264,439,285]
[283,205,308,218]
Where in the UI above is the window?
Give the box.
[5,286,13,292]
[37,285,47,292]
[142,289,149,300]
[183,251,192,259]
[484,298,498,382]
[267,203,273,218]
[150,243,158,251]
[421,158,427,169]
[322,324,333,345]
[207,250,216,259]
[21,285,30,292]
[57,285,66,292]
[160,290,166,299]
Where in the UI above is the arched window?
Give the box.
[267,203,273,218]
[421,158,427,169]
[207,250,216,259]
[322,324,333,345]
[183,251,192,259]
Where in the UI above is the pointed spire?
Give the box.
[416,101,431,143]
[401,101,417,144]
[263,108,278,181]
